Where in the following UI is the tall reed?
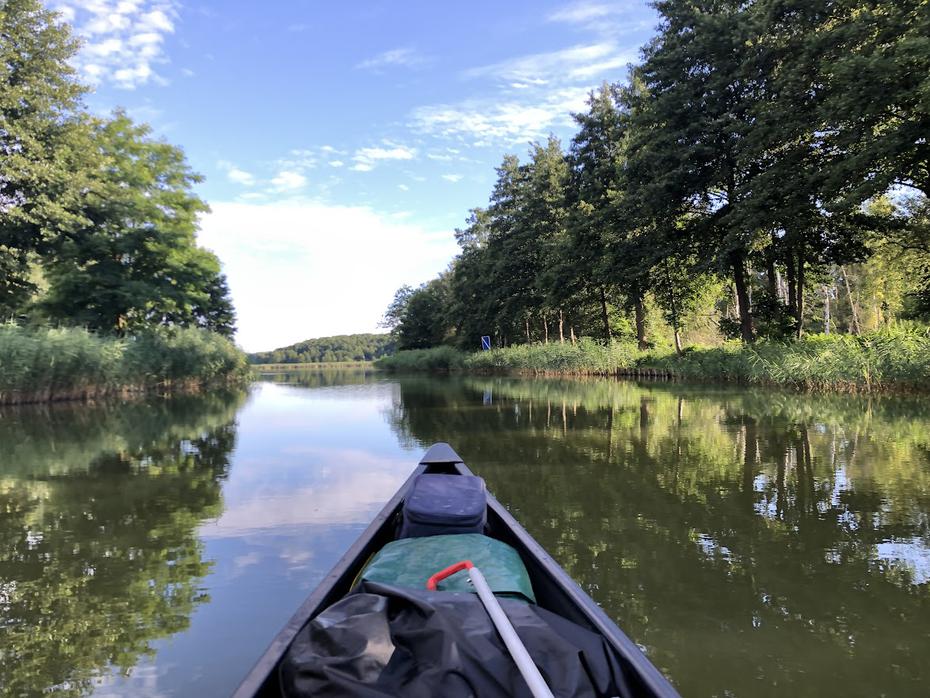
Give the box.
[375,326,930,392]
[0,325,249,404]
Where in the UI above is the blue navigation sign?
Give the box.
[481,335,491,351]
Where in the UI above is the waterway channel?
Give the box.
[1,370,928,696]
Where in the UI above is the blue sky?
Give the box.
[55,0,658,351]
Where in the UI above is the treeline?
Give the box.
[249,333,395,364]
[1,0,235,337]
[384,0,929,354]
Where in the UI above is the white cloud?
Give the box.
[441,174,463,183]
[197,201,458,351]
[356,47,428,71]
[464,42,633,84]
[128,31,162,46]
[138,8,173,32]
[328,160,344,168]
[411,87,591,145]
[55,1,178,89]
[351,142,417,171]
[55,4,76,21]
[271,170,307,190]
[228,168,255,186]
[218,160,256,186]
[398,184,410,191]
[408,35,638,147]
[547,2,614,24]
[84,37,123,57]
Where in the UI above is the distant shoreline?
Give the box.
[251,361,375,371]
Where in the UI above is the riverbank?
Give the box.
[374,328,930,392]
[0,325,249,405]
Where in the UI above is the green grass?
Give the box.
[375,345,468,372]
[376,338,648,375]
[375,326,930,392]
[0,324,249,404]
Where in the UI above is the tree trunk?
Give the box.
[743,419,758,506]
[786,252,797,322]
[795,249,805,339]
[766,255,778,300]
[664,262,682,355]
[841,265,861,335]
[558,309,564,344]
[766,232,779,300]
[606,405,614,460]
[823,284,831,334]
[634,291,647,350]
[730,250,754,342]
[543,314,549,344]
[570,326,576,345]
[525,317,530,343]
[599,286,611,342]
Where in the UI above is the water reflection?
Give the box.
[0,390,246,697]
[5,371,929,697]
[386,376,930,697]
[254,367,379,389]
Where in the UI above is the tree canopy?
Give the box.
[385,0,930,352]
[249,333,396,364]
[0,0,236,336]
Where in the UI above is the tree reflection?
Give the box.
[0,390,245,696]
[385,376,930,697]
[256,368,378,389]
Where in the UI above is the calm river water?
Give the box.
[2,370,929,696]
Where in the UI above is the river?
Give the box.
[1,370,928,696]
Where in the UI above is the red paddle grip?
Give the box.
[426,559,474,590]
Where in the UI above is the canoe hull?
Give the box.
[233,444,680,697]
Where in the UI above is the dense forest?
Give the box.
[249,333,395,364]
[384,0,929,355]
[0,0,235,336]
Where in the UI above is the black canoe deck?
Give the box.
[233,443,680,697]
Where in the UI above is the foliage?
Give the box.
[38,113,234,335]
[0,1,236,337]
[394,276,453,349]
[248,332,395,364]
[0,324,248,403]
[375,345,467,372]
[0,0,90,315]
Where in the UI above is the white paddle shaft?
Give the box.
[467,566,555,698]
